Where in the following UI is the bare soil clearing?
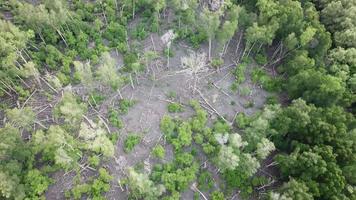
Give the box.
[41,30,269,199]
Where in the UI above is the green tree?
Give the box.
[54,92,87,125]
[127,168,165,200]
[199,7,221,60]
[6,107,35,131]
[96,52,125,91]
[287,69,345,106]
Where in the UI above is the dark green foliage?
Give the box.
[118,99,135,115]
[124,134,141,153]
[151,152,198,194]
[103,22,127,51]
[287,69,345,106]
[255,53,267,65]
[68,168,112,199]
[89,92,105,108]
[131,23,148,40]
[197,170,214,191]
[251,68,281,92]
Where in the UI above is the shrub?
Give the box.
[152,145,165,159]
[168,102,184,113]
[124,134,141,153]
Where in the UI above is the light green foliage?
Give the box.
[88,155,100,168]
[210,58,224,69]
[0,19,33,96]
[96,52,124,90]
[6,107,35,131]
[217,145,240,171]
[300,26,317,46]
[152,145,165,159]
[0,171,25,200]
[256,138,275,160]
[199,7,221,59]
[24,169,52,198]
[160,115,176,137]
[0,125,28,200]
[211,191,225,200]
[124,134,141,153]
[127,168,165,200]
[32,125,80,169]
[73,61,93,88]
[167,102,184,113]
[78,121,115,157]
[255,53,268,65]
[54,92,87,125]
[269,179,313,200]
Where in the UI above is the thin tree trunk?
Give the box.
[38,32,46,44]
[208,38,212,60]
[246,41,256,58]
[129,74,134,89]
[224,39,231,55]
[235,32,243,54]
[56,28,68,47]
[132,0,135,19]
[166,46,170,68]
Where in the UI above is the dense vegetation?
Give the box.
[0,0,355,199]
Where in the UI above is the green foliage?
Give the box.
[233,63,247,84]
[6,107,35,131]
[88,91,106,108]
[211,191,225,200]
[251,68,281,92]
[276,146,346,199]
[167,102,184,113]
[124,134,141,153]
[131,23,148,40]
[118,99,135,114]
[78,121,115,158]
[197,170,214,191]
[255,52,268,65]
[68,168,112,199]
[108,109,124,129]
[24,169,52,198]
[127,168,165,200]
[96,52,125,90]
[210,58,224,69]
[235,113,251,129]
[32,125,80,169]
[160,116,192,151]
[151,152,198,194]
[152,145,165,159]
[287,69,345,106]
[54,92,87,125]
[269,179,313,200]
